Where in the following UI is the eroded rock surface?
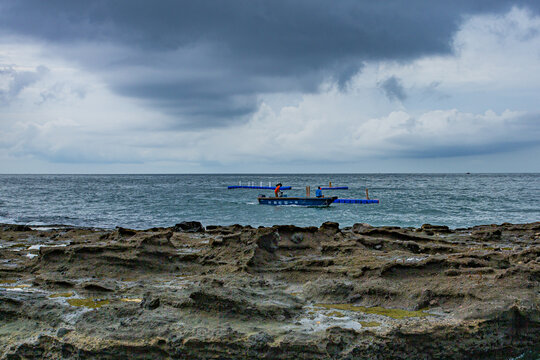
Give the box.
[1,222,539,359]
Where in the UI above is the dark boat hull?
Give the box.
[258,196,337,207]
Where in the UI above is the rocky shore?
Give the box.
[1,221,539,359]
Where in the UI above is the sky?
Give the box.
[1,0,540,173]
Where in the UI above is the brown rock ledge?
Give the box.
[0,222,539,359]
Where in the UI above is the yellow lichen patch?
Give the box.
[49,292,74,298]
[120,298,142,303]
[0,279,18,284]
[315,304,432,319]
[67,298,110,309]
[359,321,381,327]
[121,278,138,282]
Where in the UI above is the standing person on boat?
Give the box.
[315,186,323,198]
[274,183,282,197]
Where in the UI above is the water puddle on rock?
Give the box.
[393,256,428,264]
[175,274,193,278]
[120,298,142,303]
[1,284,32,292]
[27,243,68,250]
[27,244,45,250]
[176,247,201,254]
[298,310,367,332]
[295,303,433,333]
[8,244,28,251]
[0,260,22,268]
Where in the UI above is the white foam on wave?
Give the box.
[0,216,18,224]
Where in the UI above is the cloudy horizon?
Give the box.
[1,1,540,173]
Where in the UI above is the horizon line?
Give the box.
[1,172,539,176]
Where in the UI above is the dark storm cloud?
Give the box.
[1,0,537,127]
[379,76,407,102]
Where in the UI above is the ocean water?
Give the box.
[0,174,538,230]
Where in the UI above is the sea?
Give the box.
[0,173,538,230]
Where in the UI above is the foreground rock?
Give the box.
[0,222,539,359]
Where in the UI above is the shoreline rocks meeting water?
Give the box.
[0,221,539,359]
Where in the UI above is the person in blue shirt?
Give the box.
[315,186,323,198]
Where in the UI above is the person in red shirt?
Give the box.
[274,183,282,197]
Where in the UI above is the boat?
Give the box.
[258,195,338,207]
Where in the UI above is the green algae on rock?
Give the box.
[326,311,346,318]
[49,292,74,298]
[315,303,432,319]
[359,321,381,327]
[67,298,110,309]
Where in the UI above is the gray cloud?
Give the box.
[379,76,407,102]
[388,113,540,158]
[1,0,538,127]
[397,140,539,158]
[0,65,49,104]
[38,83,87,104]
